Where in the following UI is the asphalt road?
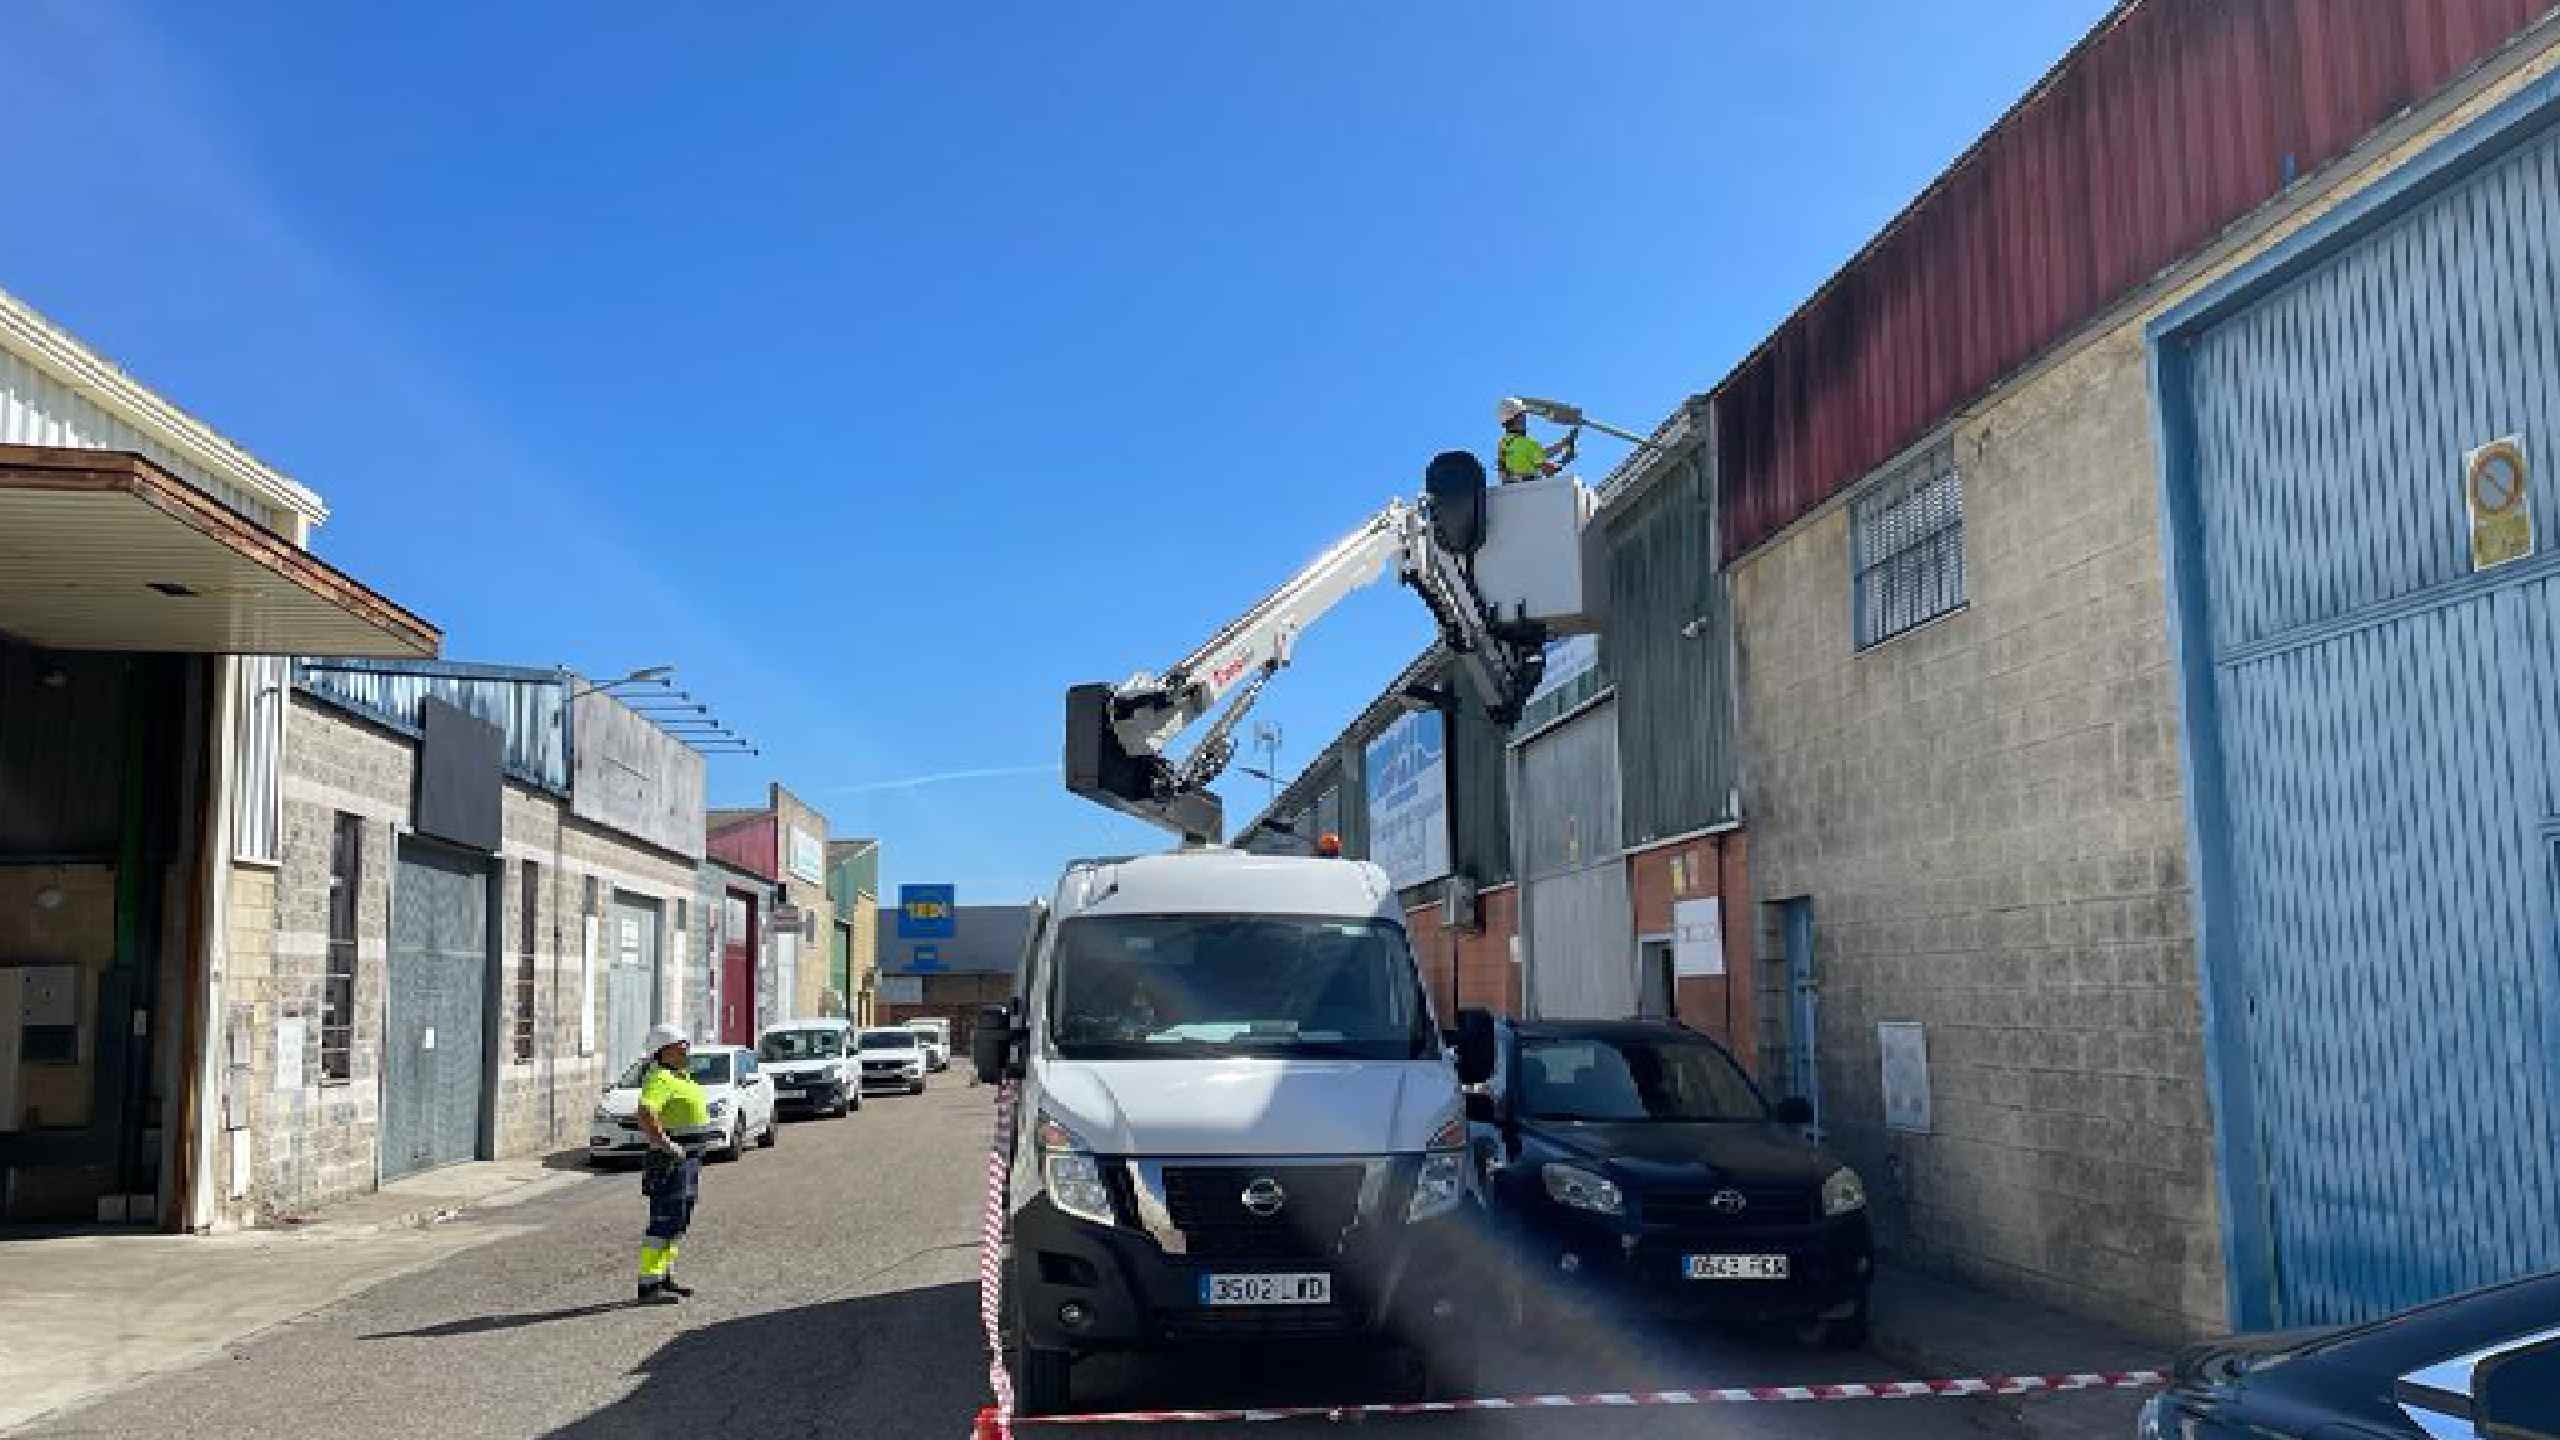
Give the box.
[21,1078,2027,1440]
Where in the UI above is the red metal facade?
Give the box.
[707,814,778,881]
[1719,0,2553,561]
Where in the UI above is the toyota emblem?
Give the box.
[1709,1187,1749,1215]
[1241,1176,1288,1218]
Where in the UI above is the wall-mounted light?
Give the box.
[34,886,65,912]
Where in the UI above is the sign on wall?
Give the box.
[1363,709,1451,890]
[908,944,944,972]
[1672,897,1724,978]
[898,884,956,939]
[788,825,825,884]
[1879,1021,1932,1134]
[2466,435,2534,571]
[879,975,924,1005]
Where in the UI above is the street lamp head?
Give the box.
[1511,396,1587,427]
[622,665,676,684]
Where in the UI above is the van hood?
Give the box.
[1038,1059,1458,1157]
[762,1059,845,1080]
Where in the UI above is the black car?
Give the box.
[1458,1012,1874,1347]
[2140,1270,2560,1439]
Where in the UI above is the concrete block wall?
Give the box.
[769,785,834,1021]
[224,695,702,1225]
[237,695,408,1225]
[1731,328,2219,1339]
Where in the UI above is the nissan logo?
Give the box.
[1241,1176,1287,1218]
[1709,1188,1749,1215]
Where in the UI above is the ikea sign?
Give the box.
[897,884,956,939]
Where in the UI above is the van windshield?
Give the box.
[1049,914,1436,1061]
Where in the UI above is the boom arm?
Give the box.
[1067,462,1554,843]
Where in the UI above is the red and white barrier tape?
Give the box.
[977,1079,1023,1440]
[970,1077,2162,1433]
[1004,1371,2168,1426]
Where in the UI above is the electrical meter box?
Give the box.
[1471,476,1604,634]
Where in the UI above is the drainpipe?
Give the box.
[1507,742,1536,1018]
[184,657,240,1233]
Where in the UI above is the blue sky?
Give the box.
[6,1,2111,904]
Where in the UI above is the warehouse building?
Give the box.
[218,660,706,1223]
[0,285,439,1228]
[1713,0,2560,1336]
[707,784,837,1023]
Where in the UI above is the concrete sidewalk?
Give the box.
[0,1155,602,1435]
[1868,1262,2178,1440]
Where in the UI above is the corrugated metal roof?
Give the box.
[1717,0,2558,562]
[296,656,567,791]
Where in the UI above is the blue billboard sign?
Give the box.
[908,945,944,973]
[897,883,956,939]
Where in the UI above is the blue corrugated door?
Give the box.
[2178,118,2560,1325]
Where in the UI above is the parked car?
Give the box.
[589,1043,777,1164]
[859,1027,929,1095]
[975,849,1491,1417]
[757,1018,862,1118]
[2138,1270,2560,1439]
[908,1016,953,1071]
[1462,1014,1872,1347]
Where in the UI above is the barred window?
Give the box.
[321,813,362,1081]
[514,860,539,1063]
[1851,441,1966,649]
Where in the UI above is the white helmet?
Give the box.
[1497,397,1529,423]
[642,1022,690,1056]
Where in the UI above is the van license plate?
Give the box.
[1684,1254,1789,1280]
[1199,1272,1332,1306]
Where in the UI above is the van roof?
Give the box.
[1052,847,1398,922]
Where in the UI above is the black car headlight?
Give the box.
[1542,1162,1625,1216]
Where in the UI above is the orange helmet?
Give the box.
[1315,831,1343,858]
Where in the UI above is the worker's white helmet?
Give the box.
[642,1022,690,1056]
[1497,397,1529,424]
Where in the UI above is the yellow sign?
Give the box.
[2466,436,2533,572]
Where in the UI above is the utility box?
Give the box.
[1472,477,1603,635]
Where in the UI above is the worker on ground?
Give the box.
[632,1022,713,1306]
[1497,397,1578,483]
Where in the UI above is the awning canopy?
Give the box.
[0,445,438,657]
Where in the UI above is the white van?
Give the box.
[756,1018,861,1118]
[906,1016,951,1071]
[975,847,1492,1415]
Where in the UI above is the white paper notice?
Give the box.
[1672,898,1725,978]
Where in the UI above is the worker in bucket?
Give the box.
[631,1023,715,1305]
[1497,396,1578,482]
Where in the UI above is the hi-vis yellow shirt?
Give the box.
[638,1063,712,1136]
[1499,432,1548,480]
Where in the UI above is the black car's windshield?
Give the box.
[1517,1033,1765,1122]
[859,1029,917,1050]
[759,1029,845,1061]
[617,1052,733,1087]
[1049,913,1435,1061]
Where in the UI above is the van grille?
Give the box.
[1160,1164,1367,1262]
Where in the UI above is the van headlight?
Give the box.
[1408,1114,1469,1222]
[1035,1112,1115,1227]
[1822,1167,1867,1216]
[1542,1163,1624,1216]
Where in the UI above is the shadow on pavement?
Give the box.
[359,1301,637,1340]
[540,1280,985,1439]
[542,1149,612,1172]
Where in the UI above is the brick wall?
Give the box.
[1404,883,1519,1021]
[1625,830,1755,1066]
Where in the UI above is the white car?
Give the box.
[907,1019,952,1072]
[858,1027,929,1094]
[589,1043,777,1164]
[758,1018,862,1118]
